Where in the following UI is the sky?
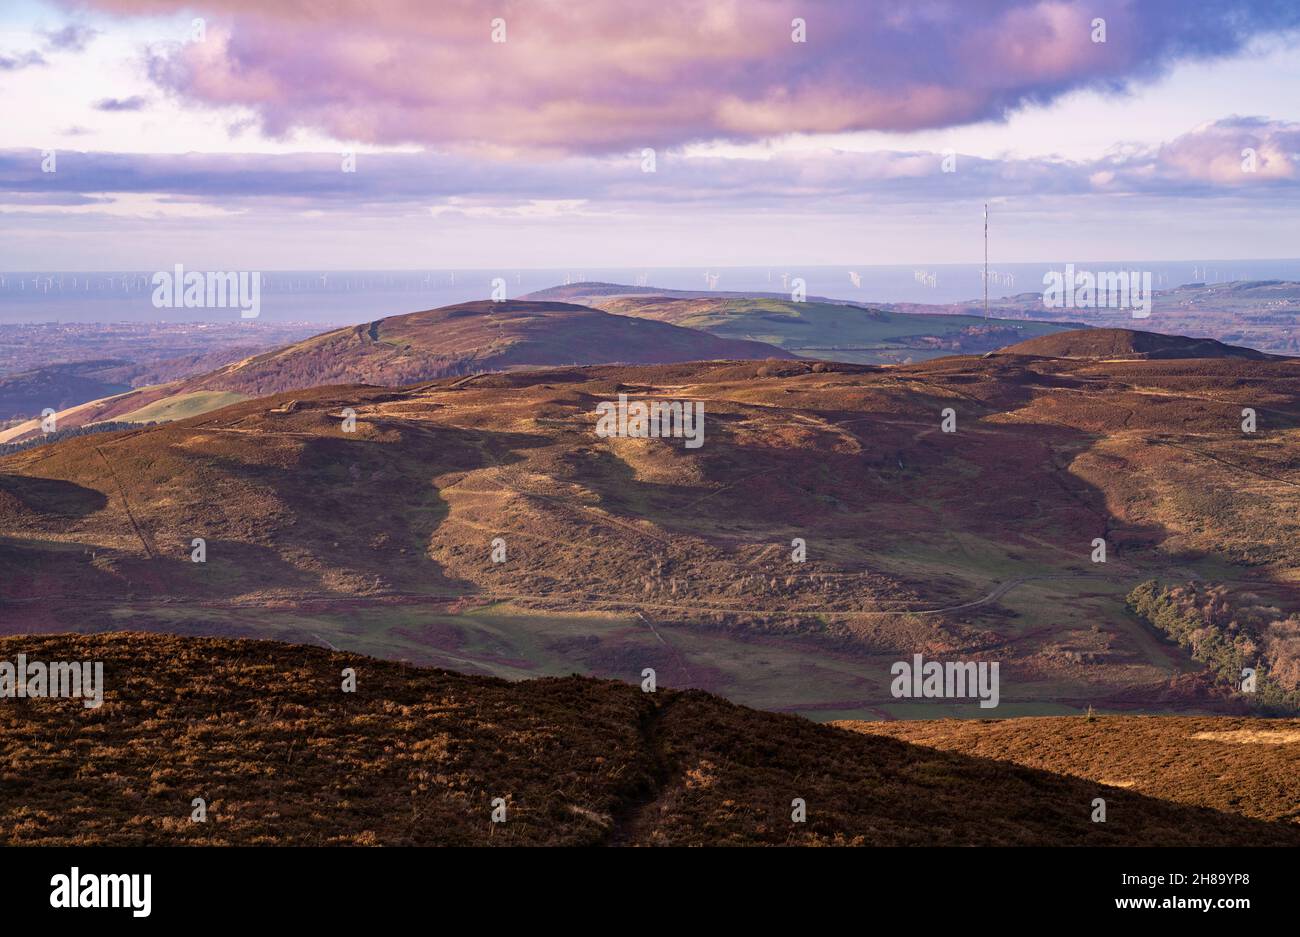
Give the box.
[0,0,1298,270]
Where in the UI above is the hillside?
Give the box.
[0,300,791,443]
[0,359,132,421]
[524,281,868,307]
[838,715,1300,823]
[0,322,321,425]
[190,300,794,397]
[880,279,1300,357]
[3,334,1300,720]
[526,283,1074,365]
[3,631,1296,846]
[1000,328,1273,360]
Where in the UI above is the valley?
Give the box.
[4,321,1298,720]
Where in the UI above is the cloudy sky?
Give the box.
[1,0,1298,269]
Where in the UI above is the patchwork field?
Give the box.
[526,285,1074,364]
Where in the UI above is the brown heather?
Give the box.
[1,632,1297,847]
[839,715,1300,825]
[4,332,1300,713]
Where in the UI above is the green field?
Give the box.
[608,297,1072,364]
[116,390,250,423]
[93,571,1224,724]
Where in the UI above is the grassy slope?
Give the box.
[0,301,793,443]
[116,390,250,423]
[593,296,1072,363]
[4,351,1300,719]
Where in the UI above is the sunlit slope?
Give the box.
[2,334,1299,717]
[0,300,792,442]
[838,715,1300,823]
[547,291,1075,364]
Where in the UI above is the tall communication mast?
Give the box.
[983,202,989,319]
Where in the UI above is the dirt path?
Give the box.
[636,611,693,685]
[605,695,678,846]
[0,570,1143,622]
[1149,437,1300,489]
[916,572,1116,615]
[92,445,156,558]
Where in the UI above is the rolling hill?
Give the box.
[3,329,1299,720]
[999,328,1274,361]
[838,714,1300,823]
[0,360,132,421]
[879,279,1300,357]
[184,299,794,397]
[4,631,1296,846]
[523,282,1078,364]
[0,323,322,424]
[0,300,792,443]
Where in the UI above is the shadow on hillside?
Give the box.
[197,417,553,596]
[0,474,107,518]
[0,535,328,614]
[647,690,1300,846]
[0,629,1292,846]
[5,358,1300,718]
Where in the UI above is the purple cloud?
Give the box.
[42,24,100,52]
[2,118,1296,214]
[0,21,98,72]
[0,51,46,71]
[1152,116,1300,183]
[66,0,1300,154]
[93,96,149,112]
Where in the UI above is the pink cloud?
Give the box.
[54,0,1300,153]
[1157,117,1300,183]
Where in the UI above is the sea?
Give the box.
[2,261,1298,326]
